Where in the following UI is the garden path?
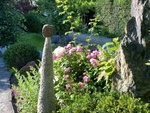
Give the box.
[0,56,14,113]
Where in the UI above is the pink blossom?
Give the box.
[90,50,100,59]
[53,55,57,60]
[65,84,71,89]
[64,67,70,73]
[87,49,91,53]
[70,47,77,52]
[67,44,72,49]
[90,58,98,67]
[64,75,69,79]
[78,82,84,88]
[68,47,77,55]
[53,46,66,58]
[86,55,91,59]
[90,53,97,59]
[68,52,72,56]
[64,44,72,50]
[76,46,83,52]
[83,76,89,82]
[92,50,100,55]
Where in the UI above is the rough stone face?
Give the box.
[113,0,150,103]
[19,61,36,75]
[42,24,54,37]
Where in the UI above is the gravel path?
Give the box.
[0,56,14,113]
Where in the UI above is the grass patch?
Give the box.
[18,33,44,50]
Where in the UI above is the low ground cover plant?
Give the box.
[12,67,40,113]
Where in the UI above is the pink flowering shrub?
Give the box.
[54,38,120,101]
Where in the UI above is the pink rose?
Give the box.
[53,55,57,60]
[86,55,91,59]
[68,47,76,56]
[64,75,69,79]
[90,58,98,67]
[87,49,91,53]
[90,50,100,59]
[76,46,83,52]
[83,76,89,82]
[64,67,70,73]
[78,82,84,88]
[65,84,71,89]
[67,44,72,49]
[64,44,72,50]
[90,53,97,59]
[53,46,66,58]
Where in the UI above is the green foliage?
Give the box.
[55,0,96,34]
[37,0,96,35]
[58,91,150,113]
[12,67,40,113]
[0,0,25,47]
[95,91,150,113]
[97,38,120,83]
[95,0,131,37]
[3,43,40,69]
[24,12,43,33]
[53,38,120,108]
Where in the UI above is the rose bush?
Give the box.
[53,38,120,108]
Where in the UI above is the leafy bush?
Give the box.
[24,12,43,33]
[37,0,96,35]
[12,67,40,113]
[58,91,150,113]
[95,91,150,113]
[53,38,120,107]
[0,0,25,47]
[94,0,131,36]
[3,43,40,69]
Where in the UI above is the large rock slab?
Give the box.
[113,0,150,103]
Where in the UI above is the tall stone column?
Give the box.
[37,24,56,113]
[113,0,150,103]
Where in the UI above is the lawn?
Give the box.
[18,33,44,50]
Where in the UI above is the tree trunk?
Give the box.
[37,37,56,112]
[113,0,150,103]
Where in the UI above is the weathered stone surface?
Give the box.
[37,31,56,112]
[42,24,54,37]
[19,61,36,75]
[113,0,150,103]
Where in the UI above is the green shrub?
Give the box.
[95,91,150,113]
[12,67,40,113]
[58,91,150,113]
[3,43,40,69]
[24,12,43,33]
